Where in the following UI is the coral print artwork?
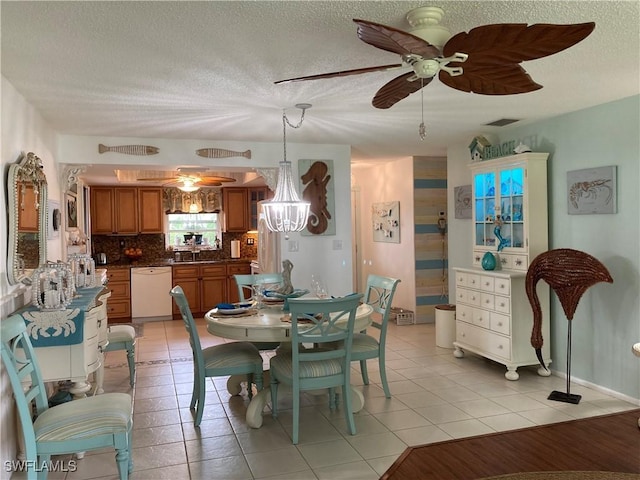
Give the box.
[299,159,336,236]
[567,166,617,215]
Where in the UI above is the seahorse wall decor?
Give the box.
[98,144,159,155]
[300,159,334,235]
[195,148,252,159]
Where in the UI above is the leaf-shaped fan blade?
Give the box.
[439,63,541,95]
[354,19,441,58]
[199,175,236,183]
[373,72,432,109]
[442,22,595,65]
[138,177,179,181]
[274,64,403,84]
[196,180,223,186]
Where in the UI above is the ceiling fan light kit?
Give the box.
[262,104,311,239]
[275,7,595,110]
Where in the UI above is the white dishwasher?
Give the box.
[130,266,173,320]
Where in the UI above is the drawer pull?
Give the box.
[498,344,503,349]
[485,299,490,304]
[471,279,476,284]
[499,284,505,289]
[498,322,503,327]
[500,302,506,307]
[484,281,490,286]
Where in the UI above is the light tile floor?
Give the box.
[64,319,636,480]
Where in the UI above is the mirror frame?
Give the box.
[7,152,48,285]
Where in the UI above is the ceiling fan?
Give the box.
[137,170,237,191]
[275,7,595,109]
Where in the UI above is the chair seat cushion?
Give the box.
[203,341,262,370]
[107,325,136,343]
[270,353,343,381]
[34,393,132,442]
[351,333,379,356]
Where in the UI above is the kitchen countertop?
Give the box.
[103,258,255,269]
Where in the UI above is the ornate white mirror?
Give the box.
[7,152,48,285]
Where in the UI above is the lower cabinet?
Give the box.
[226,262,251,304]
[452,267,550,380]
[172,264,227,317]
[105,268,131,322]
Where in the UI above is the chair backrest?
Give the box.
[364,274,401,333]
[287,294,363,371]
[234,273,284,302]
[170,285,205,373]
[1,314,50,455]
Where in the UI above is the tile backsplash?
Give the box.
[91,232,257,265]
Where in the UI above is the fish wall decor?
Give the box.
[98,144,160,155]
[195,148,252,159]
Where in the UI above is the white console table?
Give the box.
[12,285,110,398]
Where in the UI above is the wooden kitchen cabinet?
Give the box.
[223,187,249,232]
[226,262,251,304]
[138,187,164,233]
[172,264,227,317]
[105,268,131,322]
[248,187,271,231]
[91,187,138,235]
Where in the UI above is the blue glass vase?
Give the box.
[481,252,497,271]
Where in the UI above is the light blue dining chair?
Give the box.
[351,274,401,398]
[269,294,363,444]
[170,285,264,426]
[234,273,284,302]
[1,314,133,480]
[234,273,284,351]
[104,324,136,387]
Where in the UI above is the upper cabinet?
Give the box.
[91,186,163,235]
[470,152,549,271]
[223,187,249,232]
[249,187,271,231]
[223,186,272,232]
[138,187,164,233]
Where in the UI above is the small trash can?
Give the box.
[435,304,456,348]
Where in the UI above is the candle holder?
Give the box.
[32,262,75,310]
[68,253,96,289]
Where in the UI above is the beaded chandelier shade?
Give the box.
[262,104,311,239]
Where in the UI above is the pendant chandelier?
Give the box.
[262,104,311,239]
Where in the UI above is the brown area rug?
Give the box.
[481,472,640,480]
[381,409,640,480]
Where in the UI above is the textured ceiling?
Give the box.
[2,1,639,180]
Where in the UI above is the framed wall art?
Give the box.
[454,184,472,219]
[372,201,400,243]
[567,165,617,215]
[66,193,78,229]
[299,159,336,236]
[47,200,61,240]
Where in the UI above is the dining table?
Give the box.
[205,300,374,428]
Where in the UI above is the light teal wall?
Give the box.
[447,95,640,401]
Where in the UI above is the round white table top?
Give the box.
[205,303,373,342]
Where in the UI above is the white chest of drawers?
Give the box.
[453,267,551,380]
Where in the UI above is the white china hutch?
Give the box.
[453,152,551,380]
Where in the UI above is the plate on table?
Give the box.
[213,302,255,316]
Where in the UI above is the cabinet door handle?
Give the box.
[498,322,503,327]
[498,344,503,349]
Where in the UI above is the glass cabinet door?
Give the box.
[473,166,526,251]
[473,171,496,247]
[498,167,525,249]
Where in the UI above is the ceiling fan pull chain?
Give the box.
[419,79,427,140]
